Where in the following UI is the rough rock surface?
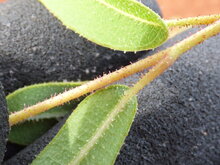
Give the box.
[0,0,161,95]
[4,117,67,165]
[0,83,8,163]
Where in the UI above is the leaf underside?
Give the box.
[39,0,168,51]
[32,85,137,165]
[7,82,84,145]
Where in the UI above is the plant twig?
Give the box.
[9,50,166,126]
[118,19,220,112]
[9,20,220,126]
[165,14,220,27]
[67,20,220,164]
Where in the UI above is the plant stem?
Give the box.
[165,14,220,27]
[122,20,220,102]
[66,20,220,165]
[9,20,220,126]
[9,50,166,126]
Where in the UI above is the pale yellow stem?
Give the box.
[125,20,220,98]
[68,20,220,164]
[9,20,220,126]
[165,14,220,27]
[9,50,166,126]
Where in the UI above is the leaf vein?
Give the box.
[94,0,161,27]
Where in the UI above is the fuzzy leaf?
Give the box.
[8,119,57,146]
[39,0,168,51]
[32,85,137,165]
[7,82,84,145]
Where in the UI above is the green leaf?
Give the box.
[39,0,168,51]
[32,85,137,165]
[7,82,84,145]
[8,119,57,146]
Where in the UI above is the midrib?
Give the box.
[68,93,132,165]
[94,0,161,27]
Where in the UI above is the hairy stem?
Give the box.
[9,51,166,126]
[116,20,220,121]
[123,20,220,101]
[70,20,220,164]
[165,14,220,27]
[9,20,220,126]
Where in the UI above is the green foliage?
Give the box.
[32,85,137,165]
[9,120,57,146]
[39,0,168,51]
[7,82,84,145]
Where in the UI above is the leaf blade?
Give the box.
[7,82,84,145]
[39,0,168,51]
[32,85,137,165]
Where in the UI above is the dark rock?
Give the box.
[0,0,162,95]
[115,29,220,165]
[4,117,67,165]
[0,83,9,163]
[3,143,24,162]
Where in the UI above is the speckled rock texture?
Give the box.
[3,117,67,165]
[0,83,8,163]
[0,0,161,95]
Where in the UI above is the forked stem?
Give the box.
[165,14,220,27]
[9,20,220,126]
[118,19,220,109]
